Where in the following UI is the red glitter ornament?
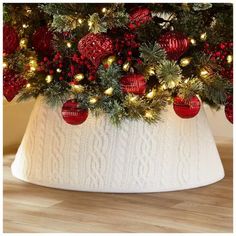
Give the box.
[32,26,54,55]
[3,24,19,54]
[78,33,114,67]
[158,31,190,61]
[129,7,152,29]
[225,96,233,124]
[120,74,146,95]
[61,99,89,125]
[173,96,201,119]
[3,69,27,102]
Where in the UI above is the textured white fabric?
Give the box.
[12,98,224,192]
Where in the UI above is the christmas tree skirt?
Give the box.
[12,98,224,193]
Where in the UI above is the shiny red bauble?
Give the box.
[225,96,233,124]
[158,31,190,61]
[129,7,152,29]
[78,33,114,67]
[173,96,201,119]
[3,24,19,54]
[120,74,146,95]
[3,69,27,102]
[61,99,88,125]
[32,26,54,55]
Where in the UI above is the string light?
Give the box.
[106,55,116,66]
[88,20,93,27]
[146,89,156,99]
[78,18,83,24]
[227,55,233,64]
[184,78,189,83]
[56,68,62,73]
[45,75,53,83]
[104,87,113,96]
[122,62,130,72]
[26,83,31,88]
[169,81,176,88]
[89,97,98,104]
[30,66,36,72]
[180,57,191,67]
[148,67,155,76]
[129,95,138,103]
[161,84,167,90]
[102,7,107,13]
[20,38,27,49]
[66,42,72,48]
[29,59,37,72]
[74,73,84,81]
[26,9,32,15]
[200,32,207,41]
[200,68,209,78]
[22,24,29,28]
[189,37,196,46]
[3,62,8,68]
[72,84,84,93]
[144,110,154,119]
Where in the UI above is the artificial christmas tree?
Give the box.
[3,3,233,192]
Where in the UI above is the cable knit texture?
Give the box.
[12,98,224,192]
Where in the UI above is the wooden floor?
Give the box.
[3,143,233,233]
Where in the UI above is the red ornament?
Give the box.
[32,26,54,55]
[3,69,27,102]
[173,96,201,119]
[3,24,19,54]
[225,96,233,124]
[61,99,88,125]
[158,31,190,61]
[78,33,114,67]
[129,7,152,29]
[120,74,146,95]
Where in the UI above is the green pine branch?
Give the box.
[139,42,166,65]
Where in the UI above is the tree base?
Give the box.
[12,98,224,193]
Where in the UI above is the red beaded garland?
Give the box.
[78,33,114,67]
[3,24,19,54]
[120,74,146,95]
[173,96,201,119]
[158,31,190,61]
[61,99,89,125]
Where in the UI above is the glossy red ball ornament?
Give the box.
[158,31,190,61]
[3,24,19,54]
[173,96,201,119]
[32,26,54,55]
[61,99,88,125]
[120,74,146,95]
[225,96,233,124]
[3,69,27,102]
[78,33,114,67]
[129,7,152,29]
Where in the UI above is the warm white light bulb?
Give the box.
[104,87,113,96]
[102,7,107,13]
[89,97,98,104]
[66,42,72,48]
